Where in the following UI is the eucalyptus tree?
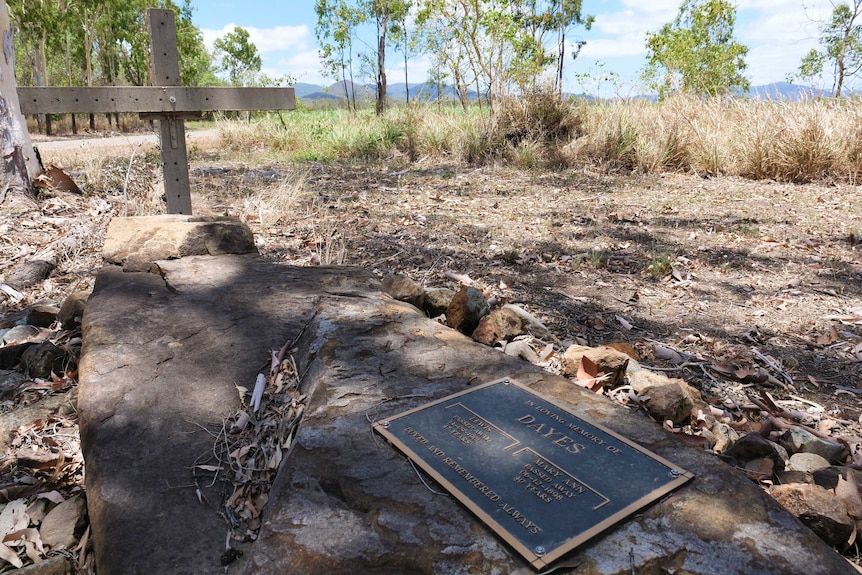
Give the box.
[316,0,361,110]
[213,26,262,86]
[643,0,749,99]
[795,0,862,97]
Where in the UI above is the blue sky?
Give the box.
[192,1,839,95]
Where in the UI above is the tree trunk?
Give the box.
[0,2,40,194]
[376,8,389,115]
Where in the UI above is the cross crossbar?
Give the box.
[17,87,295,115]
[18,8,295,214]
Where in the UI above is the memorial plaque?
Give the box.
[372,378,694,570]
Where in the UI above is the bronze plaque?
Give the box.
[373,378,693,570]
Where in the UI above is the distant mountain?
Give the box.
[293,80,832,103]
[748,82,830,101]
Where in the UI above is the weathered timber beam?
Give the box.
[16,87,295,115]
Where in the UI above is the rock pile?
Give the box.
[382,272,862,557]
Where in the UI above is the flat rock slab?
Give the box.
[79,236,855,574]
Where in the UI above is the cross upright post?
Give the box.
[148,9,192,214]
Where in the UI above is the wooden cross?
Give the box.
[15,9,295,214]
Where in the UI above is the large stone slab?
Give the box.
[79,255,379,574]
[244,295,855,575]
[78,219,856,574]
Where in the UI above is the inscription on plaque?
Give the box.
[373,378,693,570]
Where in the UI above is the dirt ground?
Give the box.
[1,131,861,569]
[13,133,862,423]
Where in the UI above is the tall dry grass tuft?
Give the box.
[211,95,862,184]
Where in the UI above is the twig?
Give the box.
[750,347,795,389]
[121,144,141,218]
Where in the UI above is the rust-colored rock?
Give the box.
[769,483,855,547]
[445,286,489,334]
[560,344,630,388]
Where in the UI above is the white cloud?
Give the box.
[201,24,311,53]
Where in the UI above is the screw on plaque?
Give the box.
[381,420,390,428]
[534,546,545,556]
[670,469,680,477]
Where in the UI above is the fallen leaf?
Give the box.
[655,345,684,364]
[0,542,22,568]
[816,325,840,346]
[615,314,633,330]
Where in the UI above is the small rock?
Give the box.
[813,467,862,519]
[21,342,70,379]
[769,483,855,547]
[57,291,90,330]
[24,303,60,328]
[724,433,786,471]
[40,495,86,550]
[2,325,43,345]
[6,259,55,290]
[0,369,28,399]
[16,447,60,470]
[15,556,71,575]
[445,286,489,335]
[788,452,831,473]
[710,421,739,454]
[744,457,775,481]
[472,307,526,345]
[499,304,553,340]
[779,426,848,463]
[560,345,630,388]
[382,275,424,310]
[502,339,540,363]
[0,342,33,370]
[775,470,814,485]
[423,287,455,318]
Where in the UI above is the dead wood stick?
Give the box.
[751,347,795,389]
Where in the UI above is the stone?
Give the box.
[642,381,698,425]
[422,287,455,317]
[502,339,540,363]
[21,341,69,379]
[813,467,862,519]
[15,556,71,575]
[445,286,489,334]
[101,215,257,270]
[472,305,553,345]
[724,433,786,471]
[789,452,831,473]
[57,291,90,330]
[744,457,775,481]
[769,483,855,547]
[499,304,553,340]
[25,303,60,328]
[0,342,33,370]
[0,390,76,449]
[6,259,55,290]
[40,495,86,550]
[381,274,424,310]
[2,324,43,344]
[780,426,848,463]
[710,421,739,454]
[776,470,814,485]
[560,345,631,388]
[0,369,28,399]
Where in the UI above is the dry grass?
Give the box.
[207,95,862,184]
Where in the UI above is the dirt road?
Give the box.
[32,128,219,153]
